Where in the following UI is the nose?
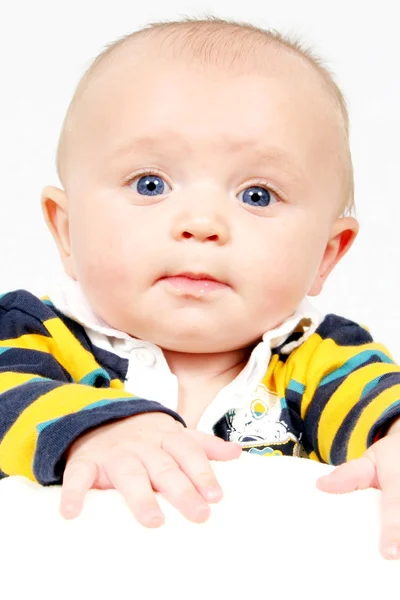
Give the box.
[170,191,231,245]
[172,216,230,244]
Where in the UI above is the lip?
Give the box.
[158,272,230,296]
[173,272,224,282]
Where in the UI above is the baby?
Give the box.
[1,17,400,560]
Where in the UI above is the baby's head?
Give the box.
[42,18,358,354]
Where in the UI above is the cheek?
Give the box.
[68,203,149,286]
[240,217,328,300]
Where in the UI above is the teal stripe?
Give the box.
[81,398,118,411]
[24,376,52,384]
[360,375,383,400]
[36,417,60,433]
[79,368,111,386]
[11,376,53,389]
[320,351,394,387]
[0,347,10,355]
[380,399,400,420]
[287,380,305,395]
[41,299,55,307]
[36,397,136,433]
[280,397,288,409]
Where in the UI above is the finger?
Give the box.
[60,457,97,519]
[139,442,211,523]
[380,489,400,560]
[104,450,165,528]
[162,433,224,503]
[373,445,400,559]
[316,456,375,494]
[187,429,242,461]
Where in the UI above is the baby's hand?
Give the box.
[316,429,400,560]
[60,412,242,527]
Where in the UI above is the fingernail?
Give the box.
[62,504,76,518]
[195,503,210,518]
[205,487,222,501]
[385,542,400,560]
[230,442,242,450]
[142,511,164,527]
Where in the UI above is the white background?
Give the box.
[0,0,399,357]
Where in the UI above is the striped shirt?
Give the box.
[0,289,399,485]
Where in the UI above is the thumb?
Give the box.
[316,455,377,494]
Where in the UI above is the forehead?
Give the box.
[74,40,342,145]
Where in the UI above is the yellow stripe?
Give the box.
[110,378,124,389]
[0,333,52,351]
[308,451,320,462]
[0,372,46,393]
[0,332,78,380]
[43,317,103,381]
[347,383,400,460]
[317,363,396,462]
[0,384,135,481]
[0,319,105,383]
[300,339,360,418]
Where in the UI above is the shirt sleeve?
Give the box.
[0,291,185,485]
[295,314,400,464]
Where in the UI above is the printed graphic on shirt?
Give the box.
[225,383,306,457]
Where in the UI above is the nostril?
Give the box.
[207,234,218,241]
[182,231,192,238]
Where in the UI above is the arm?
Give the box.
[0,290,184,485]
[293,314,400,464]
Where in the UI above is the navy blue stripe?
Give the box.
[0,380,64,439]
[304,355,385,462]
[315,315,373,346]
[0,290,58,336]
[285,388,312,453]
[34,400,186,484]
[0,348,74,382]
[0,305,52,340]
[367,401,400,445]
[285,388,302,416]
[91,345,129,381]
[330,372,400,463]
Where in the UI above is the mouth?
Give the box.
[157,272,230,296]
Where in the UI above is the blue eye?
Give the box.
[239,186,276,208]
[134,174,170,196]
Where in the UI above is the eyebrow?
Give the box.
[108,133,304,180]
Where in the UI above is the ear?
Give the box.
[41,185,77,280]
[308,216,359,296]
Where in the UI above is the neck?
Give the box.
[162,345,254,386]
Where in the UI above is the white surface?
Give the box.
[0,454,398,600]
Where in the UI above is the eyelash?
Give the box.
[124,168,165,186]
[124,169,282,202]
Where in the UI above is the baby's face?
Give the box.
[46,47,356,353]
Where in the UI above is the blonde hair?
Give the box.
[56,16,354,215]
